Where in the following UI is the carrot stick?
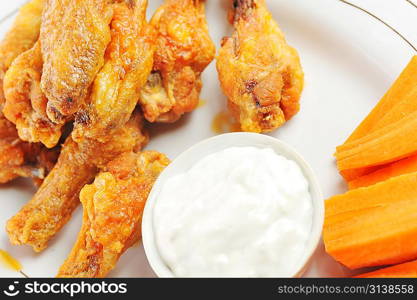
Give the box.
[348,154,417,189]
[338,56,417,181]
[335,111,417,171]
[324,172,417,269]
[373,86,417,130]
[339,86,417,181]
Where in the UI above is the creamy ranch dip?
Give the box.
[154,146,313,277]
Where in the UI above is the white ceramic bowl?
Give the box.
[142,132,324,277]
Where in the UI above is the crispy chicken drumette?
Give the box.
[216,0,304,133]
[40,0,113,121]
[57,151,169,278]
[72,0,155,142]
[6,111,148,252]
[138,0,215,123]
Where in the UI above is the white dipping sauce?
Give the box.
[154,146,313,277]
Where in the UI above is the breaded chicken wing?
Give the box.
[6,112,148,252]
[57,151,169,277]
[3,42,63,148]
[7,0,155,252]
[216,0,304,133]
[40,0,112,121]
[138,0,215,123]
[0,0,58,183]
[0,0,44,104]
[72,0,154,142]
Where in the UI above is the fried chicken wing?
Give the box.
[6,136,97,252]
[216,0,304,133]
[0,0,58,183]
[40,0,112,121]
[7,0,156,252]
[138,0,215,123]
[6,112,148,252]
[0,0,44,104]
[73,0,154,142]
[57,151,169,277]
[3,42,63,148]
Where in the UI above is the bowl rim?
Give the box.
[142,132,324,278]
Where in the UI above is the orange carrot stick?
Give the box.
[338,56,417,181]
[335,111,417,171]
[348,154,417,189]
[324,172,417,269]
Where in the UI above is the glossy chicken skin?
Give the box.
[3,42,63,148]
[40,0,112,121]
[216,0,304,133]
[57,151,169,277]
[73,0,155,142]
[6,111,148,252]
[0,0,44,104]
[138,0,215,123]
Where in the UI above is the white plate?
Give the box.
[0,0,415,277]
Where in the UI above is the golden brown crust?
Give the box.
[217,0,304,133]
[0,0,59,184]
[40,0,112,120]
[3,42,63,148]
[0,137,59,185]
[72,0,154,142]
[138,0,215,123]
[0,137,32,183]
[0,0,44,105]
[6,0,155,252]
[6,136,97,252]
[57,151,169,278]
[6,111,148,252]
